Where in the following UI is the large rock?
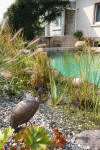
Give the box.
[74,130,100,150]
[75,41,86,48]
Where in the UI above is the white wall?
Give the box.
[0,0,15,22]
[47,11,65,37]
[76,0,100,39]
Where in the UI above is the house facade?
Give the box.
[45,0,100,40]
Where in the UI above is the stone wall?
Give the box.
[40,35,78,48]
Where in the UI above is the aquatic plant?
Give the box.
[63,51,100,123]
[49,68,68,105]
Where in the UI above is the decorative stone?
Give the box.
[72,78,83,88]
[74,130,100,150]
[75,41,86,48]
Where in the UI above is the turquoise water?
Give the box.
[49,52,100,87]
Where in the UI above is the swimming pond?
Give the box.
[48,52,100,87]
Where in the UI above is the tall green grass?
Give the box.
[64,50,100,123]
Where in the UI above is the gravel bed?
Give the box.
[0,94,91,150]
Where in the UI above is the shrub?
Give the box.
[74,30,83,40]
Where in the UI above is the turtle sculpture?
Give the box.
[10,87,43,130]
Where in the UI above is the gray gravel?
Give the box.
[0,94,90,150]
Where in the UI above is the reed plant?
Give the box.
[64,50,100,123]
[31,53,50,89]
[48,49,100,124]
[0,25,50,95]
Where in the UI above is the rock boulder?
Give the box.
[74,130,100,150]
[75,41,86,49]
[72,78,83,88]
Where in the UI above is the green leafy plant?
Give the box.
[0,127,14,150]
[14,126,52,150]
[50,69,68,105]
[74,30,83,40]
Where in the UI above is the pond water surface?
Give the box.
[48,52,100,87]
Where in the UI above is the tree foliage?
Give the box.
[5,0,70,40]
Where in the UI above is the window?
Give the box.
[55,16,62,28]
[69,1,76,10]
[95,3,100,23]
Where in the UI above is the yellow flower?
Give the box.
[19,80,23,84]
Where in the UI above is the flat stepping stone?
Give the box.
[74,130,100,150]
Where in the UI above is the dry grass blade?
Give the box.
[4,57,12,62]
[37,43,46,48]
[0,17,8,34]
[10,28,23,42]
[24,67,37,74]
[27,38,40,48]
[28,48,43,57]
[4,57,17,64]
